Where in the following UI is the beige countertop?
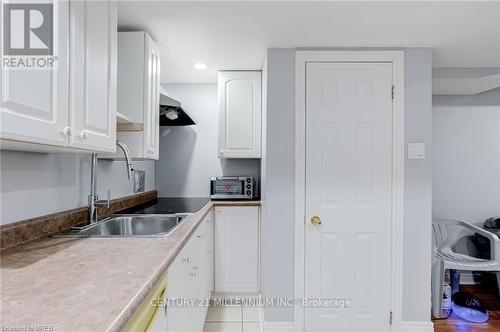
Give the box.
[0,200,260,332]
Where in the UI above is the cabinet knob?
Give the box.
[219,150,224,156]
[79,130,89,139]
[147,149,154,154]
[61,126,72,137]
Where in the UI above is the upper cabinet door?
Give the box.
[0,0,70,147]
[69,0,117,152]
[218,71,262,158]
[143,35,160,160]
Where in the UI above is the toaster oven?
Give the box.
[210,176,255,200]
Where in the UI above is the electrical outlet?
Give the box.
[133,170,145,193]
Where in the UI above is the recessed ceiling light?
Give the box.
[195,63,207,70]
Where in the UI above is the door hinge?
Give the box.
[389,311,393,325]
[391,85,395,99]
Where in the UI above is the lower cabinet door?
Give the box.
[147,302,168,332]
[214,206,259,293]
[167,220,209,332]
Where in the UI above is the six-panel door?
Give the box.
[305,62,393,332]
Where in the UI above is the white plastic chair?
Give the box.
[432,218,500,318]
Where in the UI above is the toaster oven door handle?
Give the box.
[216,176,240,180]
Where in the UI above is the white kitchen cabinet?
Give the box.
[146,306,168,332]
[217,71,262,158]
[166,212,214,331]
[0,0,117,153]
[69,0,117,152]
[0,0,70,148]
[214,206,259,293]
[110,31,160,160]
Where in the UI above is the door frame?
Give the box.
[294,50,405,331]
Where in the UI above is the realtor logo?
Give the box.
[2,3,56,69]
[3,3,53,55]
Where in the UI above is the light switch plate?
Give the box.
[133,170,145,193]
[408,143,426,160]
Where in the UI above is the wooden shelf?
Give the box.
[117,123,143,132]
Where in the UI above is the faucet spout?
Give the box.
[116,141,133,179]
[88,141,133,224]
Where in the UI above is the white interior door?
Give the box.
[305,62,393,332]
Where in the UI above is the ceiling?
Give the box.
[118,1,500,84]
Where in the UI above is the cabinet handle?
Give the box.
[219,150,224,156]
[61,126,72,137]
[79,130,89,139]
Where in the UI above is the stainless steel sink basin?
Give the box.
[57,214,190,238]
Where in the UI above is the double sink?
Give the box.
[59,214,190,238]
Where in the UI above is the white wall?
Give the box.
[260,49,295,322]
[260,48,433,324]
[433,89,500,225]
[402,48,433,322]
[157,84,260,197]
[0,151,155,226]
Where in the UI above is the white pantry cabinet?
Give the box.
[214,206,259,293]
[166,212,214,332]
[109,31,160,160]
[218,71,262,159]
[0,0,117,153]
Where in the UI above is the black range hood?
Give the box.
[159,94,195,126]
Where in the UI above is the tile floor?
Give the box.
[203,304,262,332]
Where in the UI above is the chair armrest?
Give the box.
[457,221,499,242]
[457,220,500,260]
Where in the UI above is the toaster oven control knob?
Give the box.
[246,190,252,196]
[246,184,251,189]
[246,178,251,183]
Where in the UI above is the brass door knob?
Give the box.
[311,215,322,225]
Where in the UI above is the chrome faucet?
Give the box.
[88,141,133,224]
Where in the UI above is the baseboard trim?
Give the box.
[260,320,433,332]
[394,321,434,332]
[259,293,296,332]
[262,321,296,332]
[459,272,478,285]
